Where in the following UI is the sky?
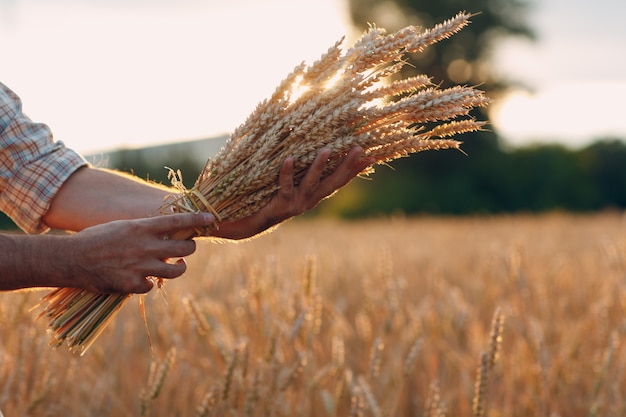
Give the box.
[490,0,626,147]
[1,0,352,154]
[2,0,626,154]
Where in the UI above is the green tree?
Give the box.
[326,0,536,216]
[505,144,593,211]
[347,0,534,91]
[580,139,626,209]
[109,148,201,189]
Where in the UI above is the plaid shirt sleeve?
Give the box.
[0,82,87,234]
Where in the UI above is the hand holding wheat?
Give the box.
[212,145,375,240]
[36,11,490,354]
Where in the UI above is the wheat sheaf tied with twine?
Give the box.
[165,11,489,231]
[35,11,490,355]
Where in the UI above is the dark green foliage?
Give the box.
[582,140,626,209]
[109,148,201,189]
[326,138,626,217]
[0,212,17,230]
[348,0,534,91]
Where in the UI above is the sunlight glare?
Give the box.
[289,70,345,105]
[289,76,310,104]
[324,70,344,90]
[491,83,626,148]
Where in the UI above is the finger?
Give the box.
[338,146,367,175]
[310,147,373,202]
[146,257,188,280]
[277,157,295,198]
[161,257,188,278]
[299,147,331,192]
[355,155,377,174]
[314,147,362,193]
[130,277,155,294]
[157,239,197,258]
[349,147,377,174]
[327,147,374,186]
[145,212,216,235]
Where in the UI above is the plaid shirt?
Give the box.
[0,82,87,234]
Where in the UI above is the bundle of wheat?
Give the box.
[36,11,489,354]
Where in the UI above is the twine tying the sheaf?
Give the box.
[161,167,223,237]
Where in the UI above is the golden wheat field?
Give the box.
[1,212,626,416]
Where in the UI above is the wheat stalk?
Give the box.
[472,308,505,417]
[368,337,385,380]
[139,347,176,416]
[35,11,489,354]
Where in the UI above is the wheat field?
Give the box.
[1,212,626,416]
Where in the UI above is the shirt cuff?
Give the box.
[0,144,87,234]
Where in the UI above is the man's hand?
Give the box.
[213,146,375,240]
[0,212,215,294]
[65,212,215,293]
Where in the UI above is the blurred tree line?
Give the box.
[3,133,625,230]
[1,0,625,229]
[320,137,626,217]
[97,137,626,216]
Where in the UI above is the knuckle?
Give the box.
[278,183,295,196]
[303,187,317,200]
[192,212,209,227]
[167,214,186,228]
[123,221,145,235]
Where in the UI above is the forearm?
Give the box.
[0,233,71,290]
[43,166,173,231]
[41,165,277,239]
[42,146,373,238]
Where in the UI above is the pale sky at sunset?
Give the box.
[490,0,626,148]
[2,0,626,154]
